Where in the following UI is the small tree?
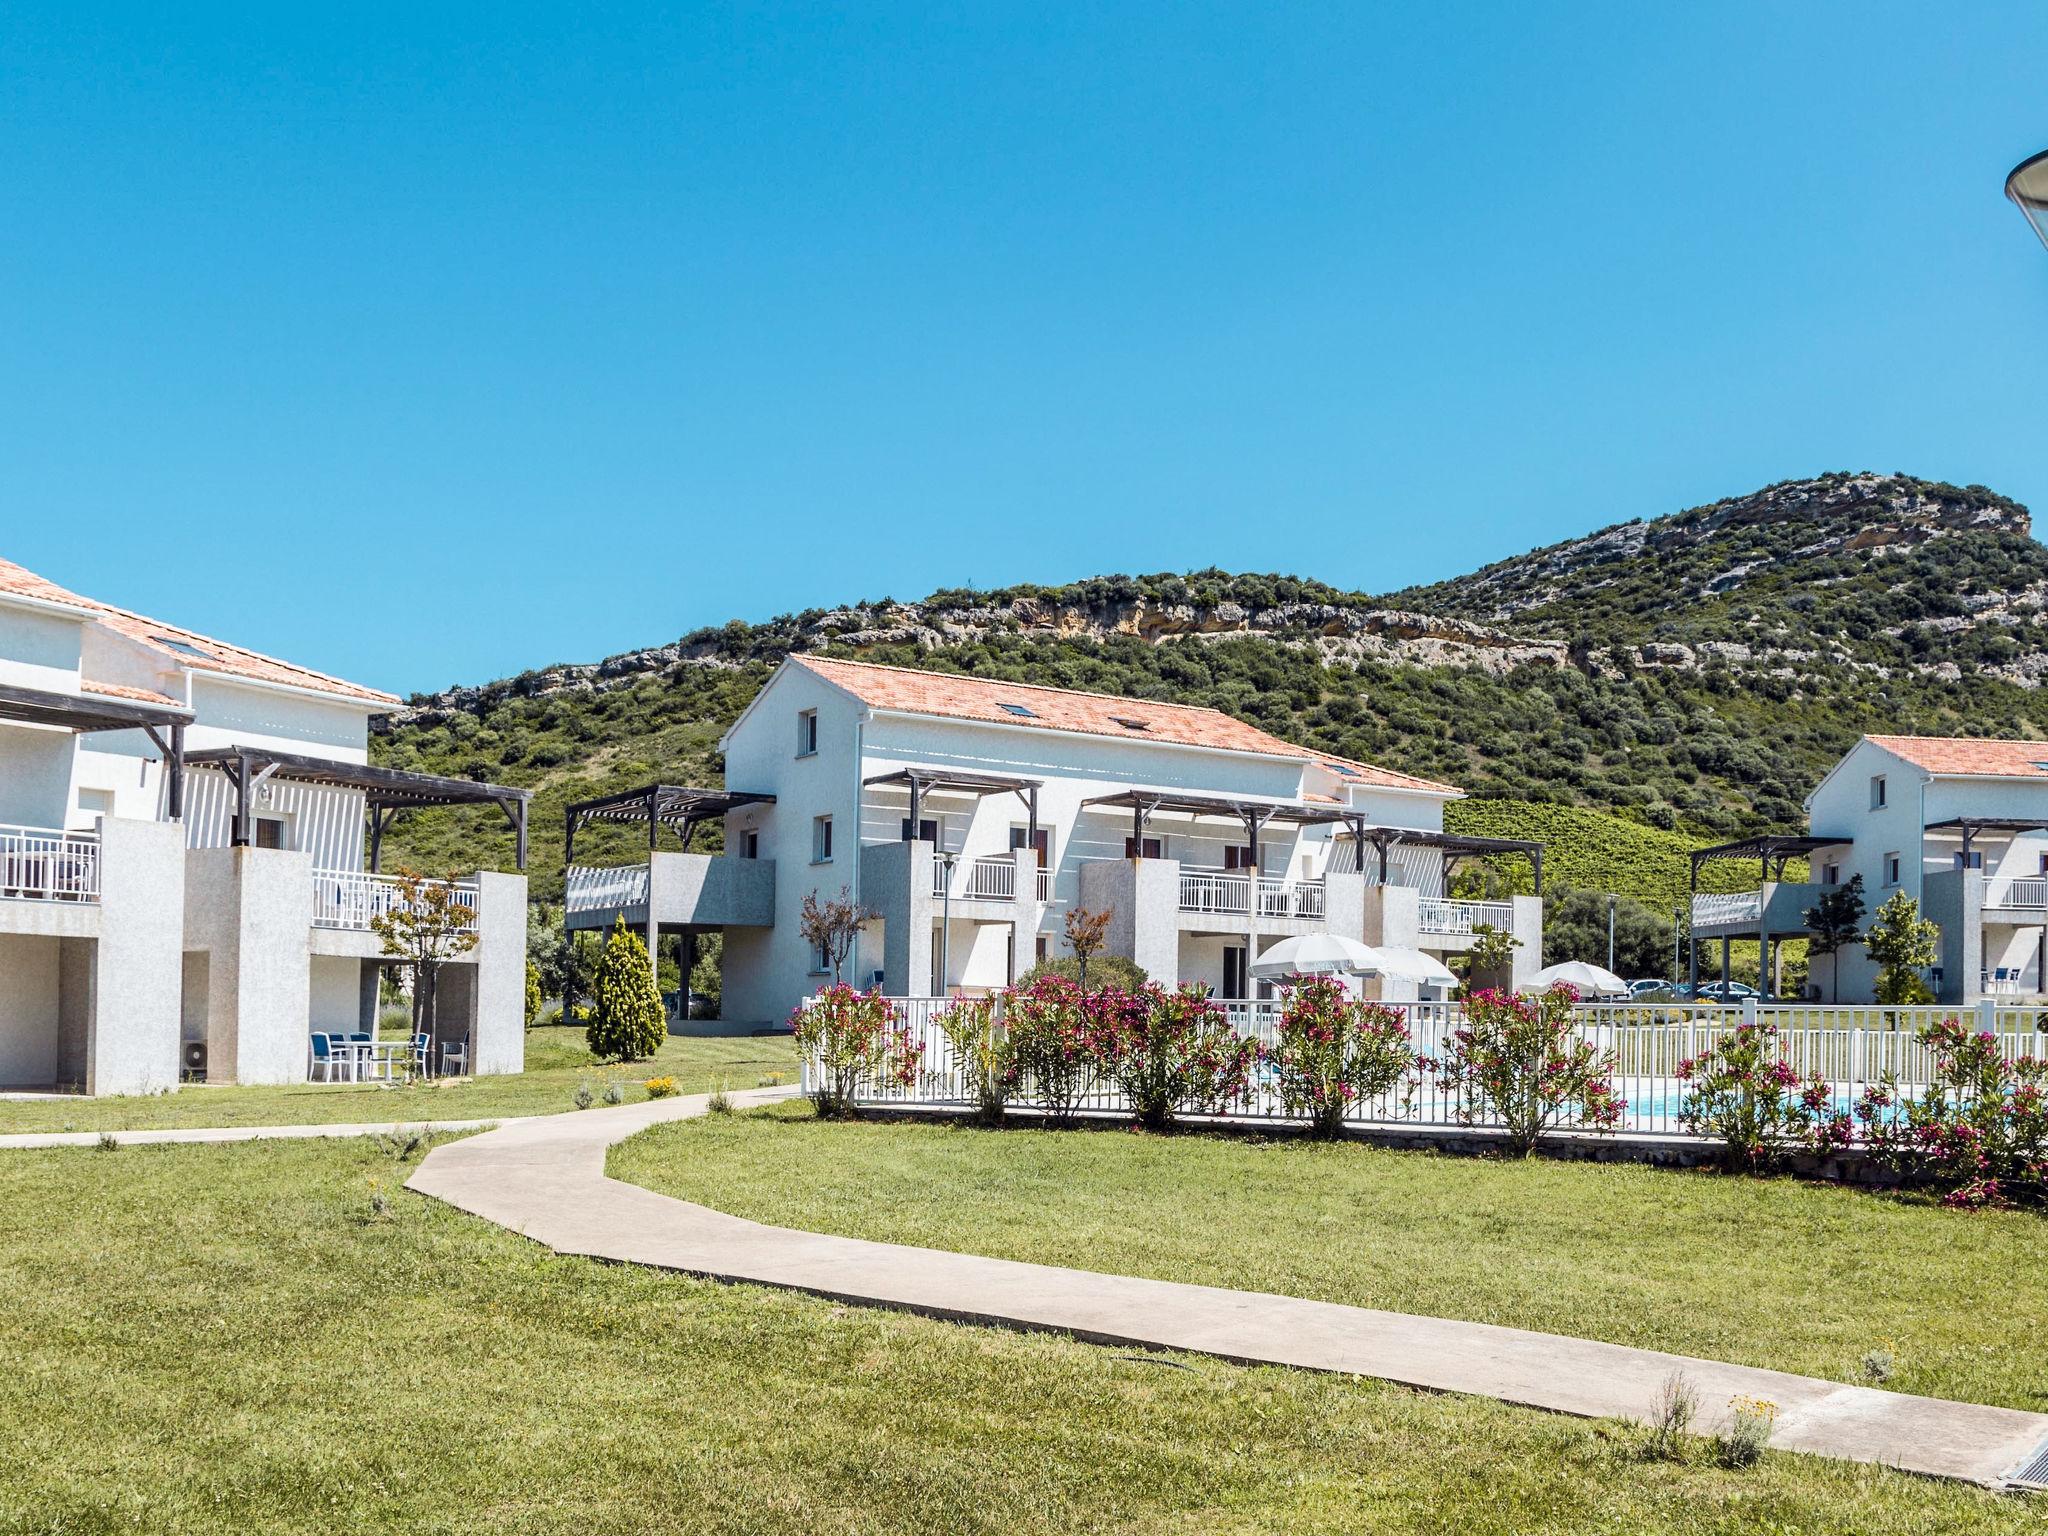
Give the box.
[1802,875,1866,1003]
[793,984,922,1117]
[1677,1020,1842,1174]
[1084,984,1259,1133]
[587,916,666,1062]
[370,871,481,1051]
[1462,923,1522,997]
[1269,974,1418,1138]
[937,996,1016,1126]
[799,885,871,985]
[1437,984,1625,1156]
[524,961,544,1028]
[1064,906,1112,991]
[1006,973,1096,1125]
[1864,890,1938,1006]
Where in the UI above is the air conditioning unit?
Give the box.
[181,1041,207,1081]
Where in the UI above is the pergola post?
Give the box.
[1721,936,1731,990]
[1688,854,1701,992]
[166,724,185,820]
[907,776,922,841]
[232,751,253,847]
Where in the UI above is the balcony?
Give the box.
[1987,877,2048,910]
[1417,896,1515,936]
[1691,891,1763,928]
[0,825,100,903]
[563,852,774,930]
[1179,870,1326,921]
[566,862,652,916]
[932,856,1052,903]
[312,869,479,933]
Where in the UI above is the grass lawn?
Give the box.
[613,1103,2048,1416]
[0,1027,797,1134]
[0,1135,2037,1533]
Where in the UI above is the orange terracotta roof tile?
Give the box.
[792,655,1463,795]
[81,679,186,709]
[1866,734,2048,778]
[0,556,396,707]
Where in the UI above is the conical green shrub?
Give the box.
[587,916,666,1062]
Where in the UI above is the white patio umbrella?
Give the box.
[1250,933,1390,980]
[1526,959,1630,999]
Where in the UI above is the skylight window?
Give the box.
[999,703,1037,718]
[151,636,212,659]
[1112,716,1150,731]
[1329,763,1360,778]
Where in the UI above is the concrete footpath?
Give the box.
[393,1090,2035,1490]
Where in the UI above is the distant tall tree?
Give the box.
[1803,875,1866,1003]
[1864,890,1939,1007]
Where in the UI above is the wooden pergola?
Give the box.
[186,745,532,870]
[0,680,193,817]
[562,784,777,867]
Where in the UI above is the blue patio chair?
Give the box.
[411,1032,433,1079]
[439,1036,469,1078]
[309,1033,344,1083]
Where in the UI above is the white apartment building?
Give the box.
[0,557,529,1093]
[564,655,1544,1025]
[1690,734,2048,1003]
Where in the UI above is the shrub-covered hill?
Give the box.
[374,471,2048,900]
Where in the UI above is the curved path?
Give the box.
[407,1091,2048,1491]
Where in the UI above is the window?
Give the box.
[998,702,1037,718]
[1870,775,1887,809]
[255,817,286,850]
[1956,850,1984,871]
[811,815,833,862]
[1009,826,1049,863]
[796,709,819,756]
[150,634,212,659]
[901,816,939,844]
[75,788,114,821]
[1223,845,1258,872]
[1883,851,1900,886]
[1124,835,1163,859]
[740,829,759,860]
[808,938,831,975]
[1034,936,1049,965]
[1111,716,1150,732]
[1822,862,1840,886]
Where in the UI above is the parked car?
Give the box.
[1626,978,1675,997]
[1687,980,1760,1004]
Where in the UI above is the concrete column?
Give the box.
[1361,884,1421,950]
[1322,870,1367,946]
[861,839,931,997]
[183,845,314,1086]
[1080,856,1179,983]
[470,870,528,1075]
[88,815,186,1095]
[1507,894,1544,991]
[1005,848,1042,985]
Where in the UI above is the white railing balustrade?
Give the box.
[1691,891,1764,928]
[963,857,1016,901]
[314,870,480,933]
[565,862,651,915]
[1036,866,1053,901]
[1178,870,1324,919]
[1992,878,2048,909]
[0,825,100,902]
[799,995,2048,1141]
[1416,897,1514,935]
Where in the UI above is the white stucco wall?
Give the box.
[181,764,368,869]
[309,955,362,1034]
[0,604,85,695]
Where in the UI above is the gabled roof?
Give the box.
[788,654,1462,796]
[0,556,397,707]
[1864,734,2048,779]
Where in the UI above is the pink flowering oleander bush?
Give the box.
[1004,973,1097,1125]
[1269,974,1418,1140]
[791,984,924,1118]
[936,996,1017,1127]
[1676,1021,1846,1174]
[1436,983,1624,1157]
[1084,983,1259,1133]
[1852,1017,2048,1209]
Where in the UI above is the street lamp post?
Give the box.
[2007,150,2048,250]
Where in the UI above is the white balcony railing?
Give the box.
[1417,896,1515,935]
[1991,877,2048,909]
[313,870,480,933]
[565,862,652,915]
[931,856,1048,903]
[1691,891,1764,928]
[0,825,100,903]
[1179,870,1325,920]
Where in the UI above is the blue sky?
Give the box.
[4,4,2046,695]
